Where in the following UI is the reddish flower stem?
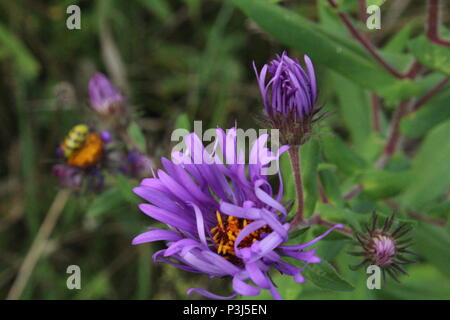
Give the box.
[384,199,447,227]
[327,0,411,79]
[324,0,447,202]
[377,78,448,167]
[318,176,329,204]
[376,100,410,168]
[343,184,363,201]
[371,93,381,133]
[305,214,353,236]
[288,146,304,228]
[357,0,370,41]
[426,0,450,47]
[410,77,450,112]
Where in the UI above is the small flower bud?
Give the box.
[254,52,325,146]
[349,212,417,283]
[88,73,125,117]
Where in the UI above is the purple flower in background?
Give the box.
[132,127,341,299]
[52,164,82,189]
[100,130,112,144]
[254,52,324,145]
[121,149,153,179]
[88,73,125,116]
[350,212,417,283]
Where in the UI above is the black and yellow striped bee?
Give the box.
[61,124,89,158]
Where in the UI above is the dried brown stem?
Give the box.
[7,190,71,300]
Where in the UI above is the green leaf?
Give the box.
[383,21,415,53]
[414,223,450,278]
[127,122,146,152]
[401,120,450,210]
[366,0,387,6]
[359,169,412,199]
[329,71,371,152]
[287,227,310,245]
[174,113,191,131]
[231,0,419,100]
[87,187,127,218]
[76,273,111,299]
[409,36,450,76]
[301,140,320,216]
[303,260,354,292]
[115,174,139,204]
[0,23,40,79]
[377,265,450,299]
[318,169,343,206]
[428,201,450,219]
[400,86,450,138]
[316,203,361,231]
[280,152,296,212]
[320,134,367,176]
[135,0,174,23]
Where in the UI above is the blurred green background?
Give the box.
[1,0,449,299]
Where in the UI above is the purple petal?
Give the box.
[190,203,207,246]
[164,238,200,257]
[131,229,182,245]
[282,224,343,251]
[220,202,261,220]
[304,55,317,103]
[187,288,237,300]
[232,276,261,296]
[246,262,271,289]
[133,186,185,214]
[254,180,286,215]
[201,251,242,275]
[138,203,195,233]
[234,220,267,257]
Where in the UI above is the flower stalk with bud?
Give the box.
[254,52,323,226]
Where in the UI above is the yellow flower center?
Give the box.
[210,211,270,261]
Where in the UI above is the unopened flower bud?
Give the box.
[88,73,125,117]
[350,212,417,283]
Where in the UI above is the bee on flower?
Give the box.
[53,123,111,190]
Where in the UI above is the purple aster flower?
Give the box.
[254,52,324,146]
[52,164,82,189]
[350,212,417,283]
[88,73,125,116]
[121,149,153,179]
[100,130,112,144]
[132,127,341,299]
